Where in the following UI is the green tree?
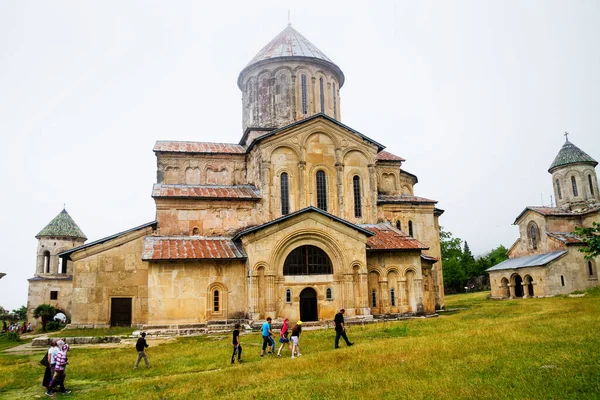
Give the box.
[440,227,466,293]
[33,304,57,332]
[12,306,27,322]
[461,241,477,277]
[574,222,600,259]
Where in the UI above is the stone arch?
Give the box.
[164,166,180,184]
[204,164,229,185]
[185,167,201,185]
[368,270,381,313]
[309,163,336,213]
[387,269,400,310]
[526,221,540,250]
[500,277,509,298]
[511,274,524,298]
[569,173,581,197]
[380,172,398,194]
[303,130,341,151]
[274,69,292,120]
[405,269,417,312]
[523,275,534,297]
[268,144,301,161]
[341,147,375,165]
[207,282,228,318]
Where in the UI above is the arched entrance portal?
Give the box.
[299,288,318,322]
[513,275,524,298]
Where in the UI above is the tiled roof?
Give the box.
[378,195,438,205]
[549,138,597,172]
[154,141,245,154]
[36,209,87,240]
[515,204,600,223]
[547,232,584,245]
[421,254,439,262]
[376,151,405,162]
[142,236,247,260]
[361,224,429,251]
[487,251,568,272]
[152,184,261,200]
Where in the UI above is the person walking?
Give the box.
[334,309,354,349]
[231,323,242,364]
[276,318,291,357]
[134,332,150,369]
[48,340,70,396]
[290,321,302,358]
[43,340,57,396]
[260,317,275,356]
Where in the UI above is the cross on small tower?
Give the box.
[564,131,569,141]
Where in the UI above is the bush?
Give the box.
[5,331,19,341]
[46,321,63,331]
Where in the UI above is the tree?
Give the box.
[574,222,600,259]
[440,227,466,293]
[12,306,27,322]
[33,304,57,332]
[461,241,477,278]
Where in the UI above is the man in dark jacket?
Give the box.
[134,332,150,369]
[334,309,354,349]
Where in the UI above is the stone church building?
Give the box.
[28,25,445,328]
[488,136,599,298]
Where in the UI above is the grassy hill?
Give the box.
[1,289,599,399]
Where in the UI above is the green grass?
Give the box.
[1,290,599,399]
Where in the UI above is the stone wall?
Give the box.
[27,278,73,327]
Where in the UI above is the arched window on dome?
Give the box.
[572,176,579,197]
[319,77,325,113]
[353,175,362,218]
[280,172,290,215]
[43,251,51,273]
[316,170,327,211]
[332,83,337,119]
[301,74,308,115]
[589,174,595,196]
[556,179,562,200]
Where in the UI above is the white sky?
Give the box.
[1,0,599,311]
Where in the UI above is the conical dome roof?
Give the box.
[548,138,598,172]
[36,209,87,240]
[238,24,344,88]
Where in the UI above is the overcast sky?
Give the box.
[1,1,599,311]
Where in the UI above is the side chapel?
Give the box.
[28,25,445,327]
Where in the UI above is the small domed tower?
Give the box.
[238,24,345,132]
[549,134,599,209]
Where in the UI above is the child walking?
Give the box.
[231,323,242,364]
[290,321,302,358]
[134,332,150,369]
[277,318,291,357]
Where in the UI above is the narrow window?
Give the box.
[326,287,332,300]
[556,179,562,200]
[319,77,325,113]
[213,290,219,312]
[353,175,362,218]
[589,175,595,196]
[60,257,68,274]
[332,83,337,119]
[301,74,308,115]
[561,276,565,287]
[43,251,51,273]
[280,172,290,215]
[589,261,594,277]
[192,227,200,235]
[390,288,396,307]
[316,170,328,211]
[371,289,377,308]
[572,176,578,197]
[531,225,537,250]
[408,221,414,237]
[396,220,401,230]
[286,288,292,303]
[50,291,58,300]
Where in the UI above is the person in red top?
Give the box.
[276,318,291,357]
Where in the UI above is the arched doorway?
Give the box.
[299,288,318,322]
[500,278,509,298]
[513,275,524,298]
[524,275,534,297]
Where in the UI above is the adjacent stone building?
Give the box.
[488,136,600,298]
[28,25,445,327]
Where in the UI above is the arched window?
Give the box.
[319,77,325,113]
[326,287,332,300]
[589,175,595,196]
[332,83,337,119]
[316,170,328,211]
[60,257,68,274]
[572,176,578,197]
[280,172,290,215]
[527,221,539,250]
[530,225,538,250]
[192,227,200,235]
[43,251,51,273]
[301,74,308,115]
[213,290,220,312]
[371,289,377,307]
[285,288,292,303]
[408,221,414,237]
[396,220,401,230]
[353,175,362,218]
[390,288,396,307]
[556,179,562,200]
[283,245,333,275]
[589,261,595,277]
[561,275,565,287]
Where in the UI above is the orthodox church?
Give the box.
[488,135,599,298]
[27,25,444,328]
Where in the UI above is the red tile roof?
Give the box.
[378,195,438,204]
[421,254,439,262]
[152,184,261,200]
[547,232,584,245]
[361,224,429,251]
[376,151,405,162]
[514,204,600,223]
[142,236,247,260]
[154,141,245,154]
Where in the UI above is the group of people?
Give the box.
[231,308,354,364]
[43,339,71,397]
[2,321,32,334]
